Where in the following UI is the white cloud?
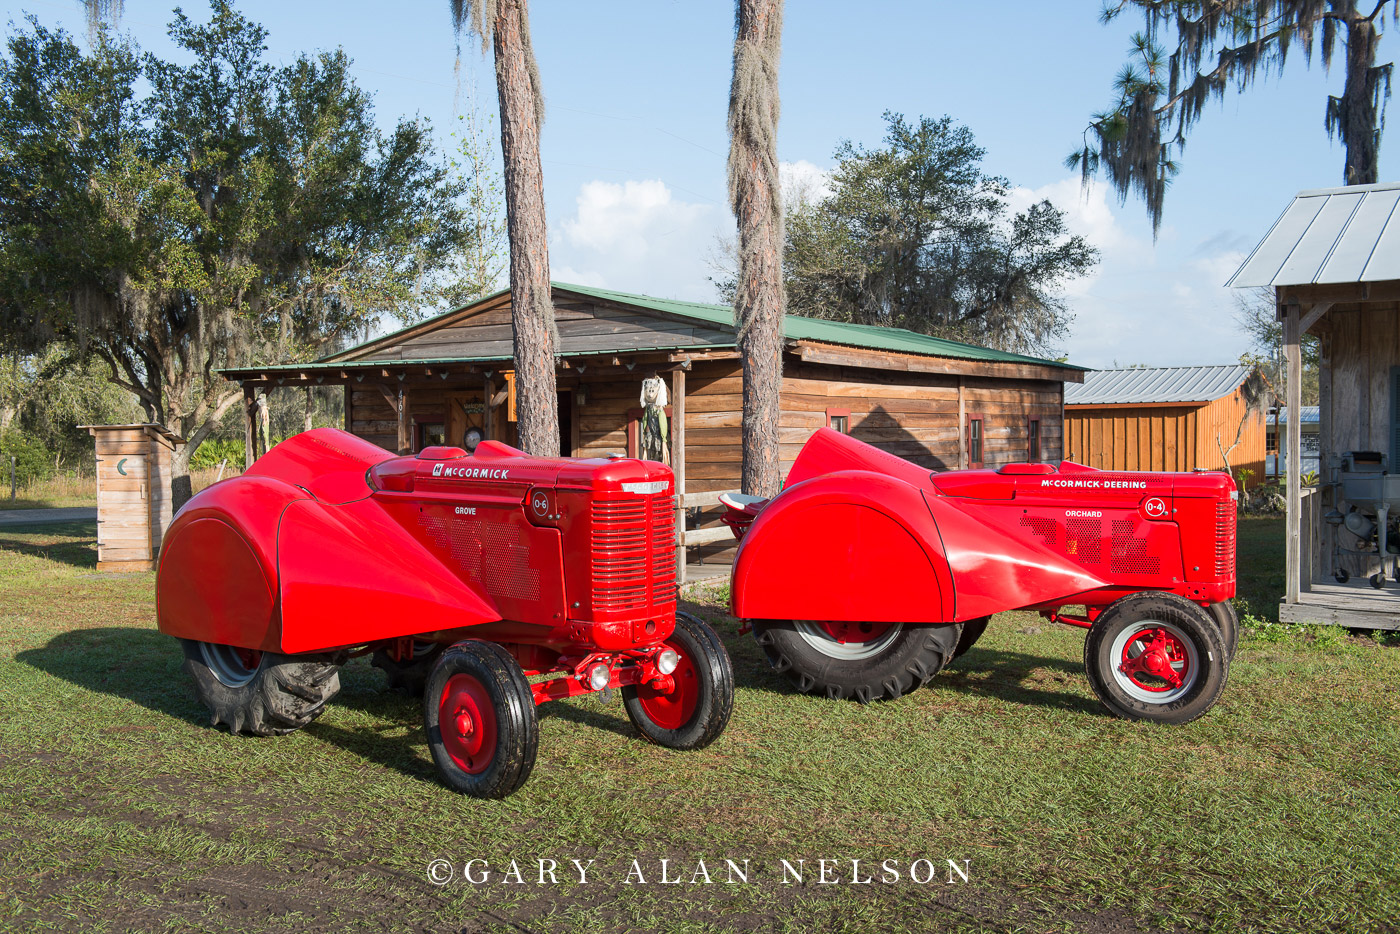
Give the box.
[1005,176,1252,369]
[552,179,720,300]
[780,159,834,206]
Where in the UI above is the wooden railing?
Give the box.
[675,488,741,583]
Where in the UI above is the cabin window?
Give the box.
[967,416,984,468]
[416,420,447,451]
[1027,417,1041,462]
[826,408,851,434]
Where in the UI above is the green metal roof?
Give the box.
[556,283,1085,370]
[227,281,1082,375]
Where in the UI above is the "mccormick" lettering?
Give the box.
[1040,478,1147,490]
[432,463,510,480]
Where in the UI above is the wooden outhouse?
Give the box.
[1064,365,1266,484]
[83,423,184,572]
[221,283,1085,569]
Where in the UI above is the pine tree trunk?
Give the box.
[492,0,559,456]
[729,0,785,498]
[1340,15,1381,186]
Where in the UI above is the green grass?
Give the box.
[1,520,1398,933]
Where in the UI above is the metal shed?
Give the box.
[1229,181,1400,629]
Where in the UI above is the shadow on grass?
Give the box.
[0,520,98,569]
[15,626,206,725]
[938,646,1102,715]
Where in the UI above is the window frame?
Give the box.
[966,414,985,469]
[825,407,852,434]
[1027,416,1041,463]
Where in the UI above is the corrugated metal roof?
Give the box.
[557,283,1086,370]
[1064,365,1251,405]
[311,282,1084,373]
[1268,405,1321,425]
[1227,182,1400,287]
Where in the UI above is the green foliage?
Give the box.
[0,346,142,468]
[0,430,56,487]
[782,113,1097,357]
[0,3,477,467]
[188,438,244,471]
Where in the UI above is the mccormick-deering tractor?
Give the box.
[720,428,1238,724]
[156,428,733,798]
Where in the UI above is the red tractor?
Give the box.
[156,429,733,798]
[721,428,1238,724]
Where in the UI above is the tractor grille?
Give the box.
[591,493,676,611]
[1215,500,1237,579]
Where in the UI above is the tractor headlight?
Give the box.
[656,648,680,675]
[588,663,611,691]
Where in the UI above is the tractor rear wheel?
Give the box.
[181,640,343,736]
[1083,594,1227,725]
[424,640,538,799]
[371,640,444,695]
[752,619,962,703]
[623,612,733,750]
[951,616,991,661]
[1207,601,1240,661]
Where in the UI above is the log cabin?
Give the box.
[221,283,1085,571]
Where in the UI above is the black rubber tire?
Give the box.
[180,640,342,736]
[1335,568,1350,584]
[623,611,734,750]
[371,641,444,695]
[752,619,963,703]
[951,616,991,660]
[423,640,538,799]
[1207,601,1240,661]
[1083,593,1227,725]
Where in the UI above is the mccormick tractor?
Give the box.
[156,429,733,799]
[720,428,1238,725]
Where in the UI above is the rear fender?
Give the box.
[730,470,955,624]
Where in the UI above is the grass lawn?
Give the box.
[1,518,1398,933]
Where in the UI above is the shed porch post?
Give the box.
[243,384,257,468]
[1284,302,1302,605]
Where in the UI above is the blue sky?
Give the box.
[7,0,1397,367]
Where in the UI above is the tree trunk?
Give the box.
[492,0,559,456]
[729,0,786,498]
[1338,15,1383,185]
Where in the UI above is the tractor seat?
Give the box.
[719,492,767,516]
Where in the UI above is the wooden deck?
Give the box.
[1280,581,1400,630]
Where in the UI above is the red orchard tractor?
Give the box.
[156,429,734,799]
[721,428,1239,725]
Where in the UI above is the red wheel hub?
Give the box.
[438,674,497,774]
[1118,627,1190,691]
[815,620,896,645]
[636,641,699,730]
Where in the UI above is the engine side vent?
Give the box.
[1065,517,1103,564]
[1020,515,1058,547]
[650,495,677,607]
[1110,519,1161,576]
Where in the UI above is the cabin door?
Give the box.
[446,392,487,450]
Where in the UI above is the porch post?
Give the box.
[672,366,686,585]
[1285,302,1302,604]
[396,383,411,455]
[243,384,257,468]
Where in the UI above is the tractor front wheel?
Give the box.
[424,640,538,799]
[1083,594,1227,725]
[1207,601,1240,661]
[752,619,962,703]
[623,612,733,750]
[180,640,343,736]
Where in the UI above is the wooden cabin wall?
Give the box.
[1323,307,1400,457]
[781,362,1064,474]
